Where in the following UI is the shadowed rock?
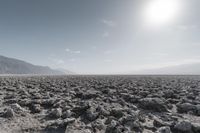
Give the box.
[139,98,168,112]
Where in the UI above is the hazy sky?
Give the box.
[0,0,200,74]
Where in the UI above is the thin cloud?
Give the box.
[101,19,116,27]
[56,59,65,64]
[73,51,81,54]
[65,48,81,54]
[102,31,109,38]
[65,48,70,52]
[91,46,97,50]
[104,50,113,54]
[69,58,76,62]
[49,58,65,65]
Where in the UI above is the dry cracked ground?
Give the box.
[0,75,200,133]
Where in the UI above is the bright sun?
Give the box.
[144,0,180,26]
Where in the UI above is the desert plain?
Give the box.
[0,75,200,133]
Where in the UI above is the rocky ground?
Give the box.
[0,75,200,133]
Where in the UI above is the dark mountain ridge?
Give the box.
[0,55,64,75]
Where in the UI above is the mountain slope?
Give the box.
[133,63,200,75]
[0,55,64,75]
[56,68,76,75]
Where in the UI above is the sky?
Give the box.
[0,0,200,74]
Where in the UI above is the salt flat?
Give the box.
[0,75,200,133]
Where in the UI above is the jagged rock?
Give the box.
[195,105,200,116]
[110,108,124,118]
[3,108,15,118]
[41,99,55,107]
[53,100,65,108]
[105,116,117,125]
[130,120,143,132]
[18,99,31,106]
[105,120,119,133]
[11,103,25,113]
[30,104,41,113]
[120,114,138,126]
[192,123,200,133]
[82,91,99,99]
[62,110,72,119]
[138,91,149,97]
[72,101,91,117]
[97,106,110,116]
[3,99,17,104]
[153,117,172,127]
[85,108,99,121]
[139,98,168,112]
[45,119,66,132]
[101,88,110,94]
[10,103,27,117]
[121,93,139,103]
[174,121,193,133]
[156,126,171,133]
[45,118,75,132]
[65,129,92,133]
[138,112,146,123]
[177,103,196,114]
[167,98,180,104]
[91,119,105,131]
[1,75,200,133]
[49,108,62,119]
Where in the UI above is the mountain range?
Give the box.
[132,63,200,75]
[0,55,72,75]
[1,55,199,75]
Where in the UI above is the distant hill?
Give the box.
[133,63,200,75]
[56,68,76,75]
[0,55,65,75]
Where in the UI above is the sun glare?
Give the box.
[144,0,180,26]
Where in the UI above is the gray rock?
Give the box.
[97,106,110,116]
[63,118,76,124]
[91,119,105,131]
[45,119,66,132]
[45,118,75,132]
[65,129,91,133]
[72,101,91,116]
[11,103,25,112]
[82,91,99,99]
[62,109,72,118]
[192,123,200,133]
[153,117,172,127]
[163,90,176,99]
[110,108,124,118]
[139,98,168,112]
[49,108,62,119]
[195,105,200,116]
[156,126,171,133]
[85,109,99,121]
[105,120,119,133]
[105,116,117,125]
[174,121,192,133]
[120,114,138,126]
[31,104,41,113]
[129,120,143,132]
[3,108,15,118]
[177,103,196,114]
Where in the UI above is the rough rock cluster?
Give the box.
[0,75,200,133]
